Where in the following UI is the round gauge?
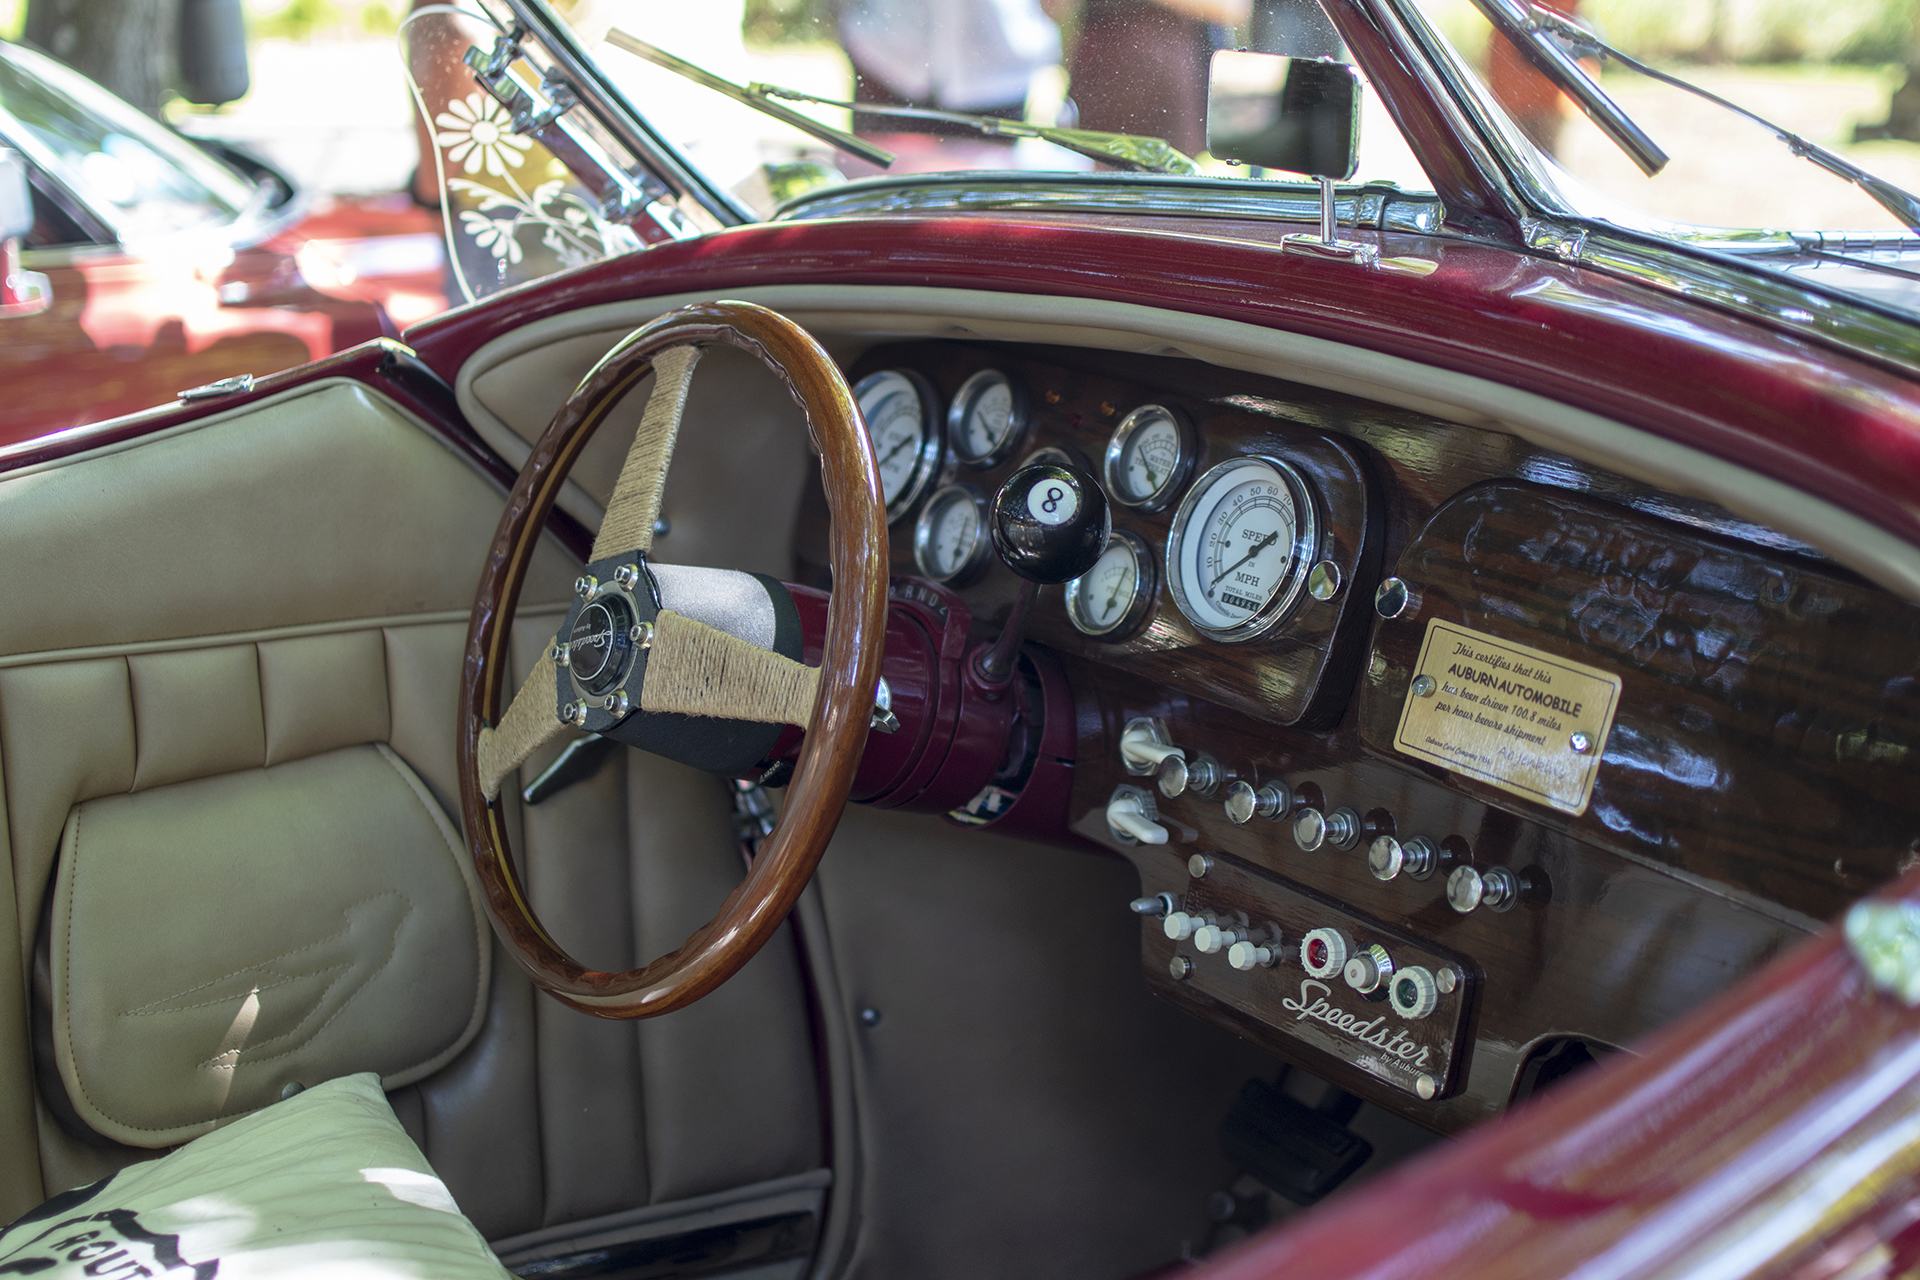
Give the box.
[1103,405,1195,511]
[854,368,943,523]
[1017,443,1093,474]
[1065,531,1155,639]
[947,369,1029,467]
[912,483,992,584]
[1165,456,1320,643]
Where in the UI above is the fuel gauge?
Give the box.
[1065,531,1155,639]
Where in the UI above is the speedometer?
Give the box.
[853,368,942,523]
[1165,456,1319,643]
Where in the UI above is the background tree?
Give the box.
[22,0,177,115]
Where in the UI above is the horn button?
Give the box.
[568,596,636,695]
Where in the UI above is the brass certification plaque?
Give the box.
[1394,619,1622,816]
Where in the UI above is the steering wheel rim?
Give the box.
[456,300,887,1019]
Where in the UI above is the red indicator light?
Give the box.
[1306,938,1328,969]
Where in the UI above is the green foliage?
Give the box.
[743,0,830,45]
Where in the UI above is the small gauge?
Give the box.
[913,483,993,584]
[1017,443,1093,474]
[1065,531,1155,639]
[1103,404,1195,511]
[1165,456,1320,643]
[854,368,943,523]
[947,369,1029,467]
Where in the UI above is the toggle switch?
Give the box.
[1129,893,1177,918]
[1105,785,1167,845]
[1119,717,1183,775]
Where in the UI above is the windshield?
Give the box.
[0,40,259,244]
[1408,0,1920,235]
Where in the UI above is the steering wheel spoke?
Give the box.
[476,650,573,803]
[592,343,702,563]
[640,609,820,727]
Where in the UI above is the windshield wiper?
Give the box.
[606,29,1200,177]
[1521,4,1920,235]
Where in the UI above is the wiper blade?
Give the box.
[1470,0,1668,176]
[605,29,895,169]
[1526,4,1920,235]
[755,84,1202,176]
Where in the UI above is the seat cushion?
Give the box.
[0,1073,508,1278]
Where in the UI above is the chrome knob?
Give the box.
[1447,865,1519,914]
[1223,780,1290,825]
[1368,836,1403,881]
[1293,808,1327,851]
[1157,753,1220,799]
[1223,781,1257,825]
[1343,943,1394,994]
[1169,956,1194,981]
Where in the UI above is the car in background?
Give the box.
[0,38,448,446]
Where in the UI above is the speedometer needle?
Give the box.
[1207,530,1278,597]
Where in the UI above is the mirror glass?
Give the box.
[0,149,32,242]
[1206,52,1361,181]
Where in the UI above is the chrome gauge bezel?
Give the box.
[1164,455,1321,645]
[912,482,994,585]
[1102,403,1195,512]
[1064,530,1156,640]
[853,367,944,524]
[946,368,1030,468]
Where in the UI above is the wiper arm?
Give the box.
[605,29,1199,178]
[754,85,1202,176]
[605,29,895,168]
[1469,0,1668,176]
[1526,4,1920,235]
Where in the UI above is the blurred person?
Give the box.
[1067,0,1251,156]
[836,0,1066,136]
[1486,0,1578,155]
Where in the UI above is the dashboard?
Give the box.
[794,340,1920,1133]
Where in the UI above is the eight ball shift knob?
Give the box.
[989,464,1110,584]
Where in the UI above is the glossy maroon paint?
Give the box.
[1186,869,1920,1280]
[404,213,1920,558]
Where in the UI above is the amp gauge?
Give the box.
[1103,404,1195,511]
[912,483,993,584]
[1065,531,1154,639]
[947,368,1029,467]
[853,368,943,523]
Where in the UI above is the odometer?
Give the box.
[1165,456,1319,643]
[853,368,942,523]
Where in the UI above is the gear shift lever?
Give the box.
[972,462,1110,685]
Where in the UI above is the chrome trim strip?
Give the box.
[776,173,1444,234]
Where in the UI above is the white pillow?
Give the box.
[0,1073,509,1278]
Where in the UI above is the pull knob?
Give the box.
[1447,865,1519,913]
[1119,717,1184,775]
[1343,943,1395,994]
[1224,780,1291,825]
[1193,922,1246,954]
[1293,806,1359,851]
[1163,911,1204,941]
[989,462,1111,585]
[1371,835,1439,882]
[1228,939,1279,970]
[1157,753,1221,799]
[1105,786,1167,846]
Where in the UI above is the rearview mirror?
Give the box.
[0,148,51,318]
[0,149,31,241]
[1206,51,1360,180]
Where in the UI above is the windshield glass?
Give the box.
[0,40,259,243]
[1409,0,1920,234]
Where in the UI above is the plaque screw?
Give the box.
[1436,967,1459,994]
[1169,955,1194,981]
[1570,731,1594,754]
[1188,853,1213,879]
[1411,675,1436,697]
[1415,1074,1438,1100]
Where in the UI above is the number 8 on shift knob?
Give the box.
[989,463,1111,585]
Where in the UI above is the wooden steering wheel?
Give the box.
[456,300,887,1018]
